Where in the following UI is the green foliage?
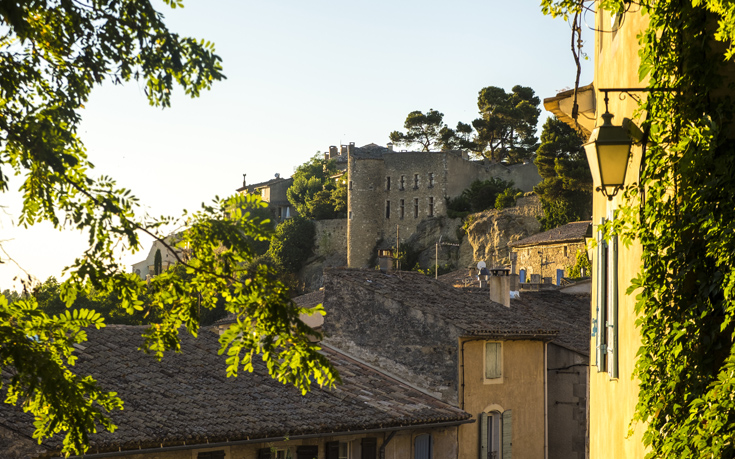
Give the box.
[473,85,541,164]
[447,178,517,215]
[0,295,122,454]
[392,87,541,164]
[389,109,447,151]
[153,249,163,276]
[286,155,346,220]
[267,217,316,273]
[544,1,735,457]
[0,2,336,454]
[534,117,592,230]
[494,188,519,210]
[413,263,454,277]
[567,249,591,279]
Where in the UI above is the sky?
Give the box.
[0,0,594,291]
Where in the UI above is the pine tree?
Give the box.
[533,117,592,230]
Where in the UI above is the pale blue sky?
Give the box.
[0,0,594,290]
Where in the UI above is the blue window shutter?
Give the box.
[608,234,619,378]
[502,410,512,459]
[596,218,608,371]
[480,412,488,459]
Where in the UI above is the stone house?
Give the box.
[507,221,591,286]
[322,268,590,459]
[345,143,542,268]
[131,236,181,279]
[237,174,295,222]
[0,325,471,459]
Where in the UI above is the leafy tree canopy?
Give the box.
[267,216,316,274]
[533,117,592,230]
[397,87,542,164]
[446,177,519,218]
[473,85,541,164]
[287,154,346,220]
[389,109,447,152]
[0,1,337,454]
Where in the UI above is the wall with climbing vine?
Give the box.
[542,1,735,458]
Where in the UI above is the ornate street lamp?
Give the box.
[583,104,633,201]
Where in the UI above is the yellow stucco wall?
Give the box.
[588,6,649,459]
[458,339,545,459]
[75,428,460,459]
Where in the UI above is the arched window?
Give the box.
[480,410,512,459]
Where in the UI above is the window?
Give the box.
[563,245,568,257]
[428,172,434,187]
[349,211,353,220]
[414,434,432,459]
[326,441,349,459]
[198,451,225,459]
[349,180,353,190]
[480,410,512,459]
[428,197,434,217]
[296,445,319,459]
[594,217,618,378]
[485,342,502,381]
[386,176,391,190]
[400,175,405,190]
[386,200,391,219]
[413,174,419,189]
[400,199,405,219]
[362,438,377,459]
[414,198,419,218]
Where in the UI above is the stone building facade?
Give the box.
[346,143,542,267]
[508,221,592,285]
[236,174,295,222]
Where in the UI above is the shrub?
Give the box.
[267,217,316,273]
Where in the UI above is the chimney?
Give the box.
[489,273,510,307]
[329,145,338,157]
[242,173,247,188]
[340,145,347,155]
[377,249,395,273]
[347,142,355,155]
[275,173,280,179]
[387,142,394,152]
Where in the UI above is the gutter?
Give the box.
[53,419,475,459]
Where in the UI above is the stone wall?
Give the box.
[479,161,542,192]
[300,219,348,291]
[313,219,347,257]
[347,147,543,268]
[513,241,587,285]
[547,343,588,459]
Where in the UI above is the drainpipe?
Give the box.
[379,431,397,459]
[544,342,549,459]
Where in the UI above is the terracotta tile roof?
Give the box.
[324,269,590,356]
[0,326,469,456]
[507,221,591,247]
[214,291,325,326]
[236,176,291,193]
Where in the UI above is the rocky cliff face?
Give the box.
[298,195,543,290]
[403,194,543,271]
[463,195,542,267]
